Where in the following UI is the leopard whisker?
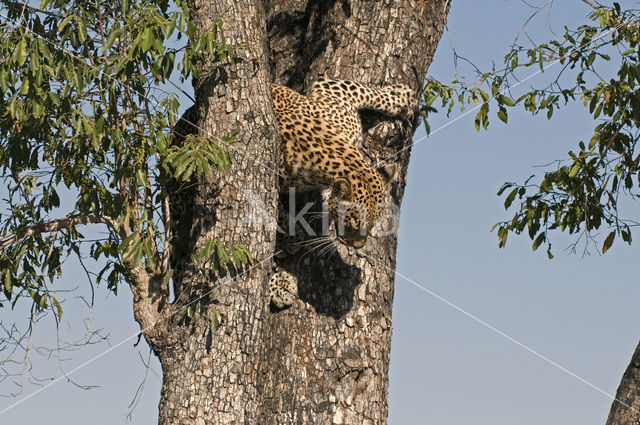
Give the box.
[304,211,330,225]
[308,236,334,250]
[319,240,340,258]
[325,243,340,260]
[301,236,336,258]
[318,244,333,257]
[293,236,331,247]
[308,216,327,225]
[315,238,339,258]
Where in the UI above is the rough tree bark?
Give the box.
[145,1,450,424]
[259,1,449,423]
[152,0,280,423]
[606,341,640,425]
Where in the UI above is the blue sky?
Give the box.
[1,1,639,424]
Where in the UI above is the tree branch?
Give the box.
[581,0,599,9]
[0,214,119,251]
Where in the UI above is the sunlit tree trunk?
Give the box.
[152,0,280,423]
[258,1,449,422]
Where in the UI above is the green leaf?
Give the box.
[0,69,8,93]
[77,17,88,42]
[209,309,220,330]
[37,38,53,63]
[216,239,231,264]
[593,102,603,119]
[133,240,144,266]
[143,238,156,271]
[103,23,120,54]
[122,235,141,259]
[568,163,580,178]
[32,101,44,117]
[602,231,615,253]
[4,272,12,296]
[20,78,30,95]
[589,95,598,113]
[15,38,28,66]
[8,97,18,119]
[497,108,508,124]
[504,187,518,209]
[136,169,147,186]
[52,297,63,318]
[497,183,513,196]
[58,15,73,32]
[532,233,545,251]
[141,26,154,53]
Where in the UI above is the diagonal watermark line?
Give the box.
[0,251,280,416]
[359,14,637,177]
[364,252,639,415]
[0,10,283,178]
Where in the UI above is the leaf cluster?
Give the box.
[0,0,244,316]
[176,239,252,331]
[423,2,640,256]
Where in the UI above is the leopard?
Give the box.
[268,266,298,309]
[165,78,418,309]
[272,78,416,248]
[269,78,417,309]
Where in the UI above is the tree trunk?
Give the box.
[259,1,448,423]
[153,0,280,423]
[147,1,449,424]
[606,341,640,425]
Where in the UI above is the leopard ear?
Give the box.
[377,163,398,184]
[332,178,352,199]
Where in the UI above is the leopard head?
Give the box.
[327,164,397,249]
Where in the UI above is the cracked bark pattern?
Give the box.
[259,1,448,423]
[148,1,449,424]
[154,0,280,423]
[606,341,640,425]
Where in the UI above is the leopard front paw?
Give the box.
[268,269,298,309]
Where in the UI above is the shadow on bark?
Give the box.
[273,191,363,318]
[266,0,353,90]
